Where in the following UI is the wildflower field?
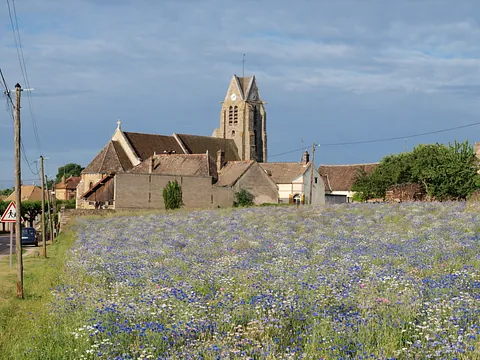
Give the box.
[17,203,480,359]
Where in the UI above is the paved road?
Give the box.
[0,233,14,256]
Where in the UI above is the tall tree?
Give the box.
[55,163,84,183]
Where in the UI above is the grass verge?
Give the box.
[0,224,77,359]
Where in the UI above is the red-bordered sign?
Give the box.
[1,201,21,223]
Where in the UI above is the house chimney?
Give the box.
[217,149,225,171]
[149,156,155,174]
[301,151,310,165]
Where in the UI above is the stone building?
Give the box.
[55,176,81,201]
[77,74,277,209]
[212,75,267,162]
[259,151,325,205]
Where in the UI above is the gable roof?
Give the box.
[123,132,184,160]
[55,176,81,190]
[319,163,379,192]
[82,140,133,174]
[5,185,45,202]
[128,154,217,178]
[175,134,240,162]
[259,162,310,184]
[216,161,254,187]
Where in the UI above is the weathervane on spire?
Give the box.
[242,54,246,78]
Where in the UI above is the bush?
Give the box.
[163,180,183,210]
[233,189,254,207]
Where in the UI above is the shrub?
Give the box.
[233,189,254,207]
[163,180,183,210]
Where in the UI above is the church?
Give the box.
[76,75,324,209]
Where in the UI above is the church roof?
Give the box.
[259,162,310,184]
[216,161,254,187]
[123,132,184,160]
[235,76,253,99]
[319,163,379,192]
[175,134,240,162]
[128,154,217,179]
[82,140,133,173]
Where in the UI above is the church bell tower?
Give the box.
[212,75,267,162]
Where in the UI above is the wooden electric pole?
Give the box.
[14,83,23,299]
[309,142,316,205]
[40,156,46,257]
[45,175,53,242]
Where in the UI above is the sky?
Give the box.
[1,0,480,188]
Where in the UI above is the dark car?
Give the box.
[21,227,38,246]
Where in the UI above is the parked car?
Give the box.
[21,227,38,247]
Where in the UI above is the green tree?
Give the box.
[233,189,254,207]
[55,163,84,183]
[20,201,44,227]
[163,180,183,210]
[0,188,13,197]
[352,140,480,201]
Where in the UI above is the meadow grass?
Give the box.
[2,203,480,359]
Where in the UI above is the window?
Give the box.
[89,181,93,189]
[231,130,236,137]
[228,106,233,125]
[233,106,238,125]
[314,177,318,184]
[211,194,214,204]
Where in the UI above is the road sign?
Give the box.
[1,201,19,223]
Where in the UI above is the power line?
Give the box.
[7,0,42,154]
[268,120,480,158]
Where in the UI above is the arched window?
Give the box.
[89,181,93,189]
[233,106,238,125]
[228,106,233,125]
[231,130,236,137]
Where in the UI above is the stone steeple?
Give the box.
[212,74,267,162]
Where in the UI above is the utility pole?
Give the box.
[52,188,57,242]
[14,83,23,299]
[45,175,53,242]
[309,142,316,205]
[40,156,46,257]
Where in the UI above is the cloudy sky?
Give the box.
[1,0,480,187]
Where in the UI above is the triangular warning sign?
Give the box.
[1,201,18,222]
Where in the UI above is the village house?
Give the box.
[259,151,325,205]
[5,185,45,202]
[55,176,81,201]
[319,163,379,203]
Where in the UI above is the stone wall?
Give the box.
[232,163,278,205]
[115,173,233,210]
[385,183,425,203]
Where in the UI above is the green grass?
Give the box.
[0,224,77,359]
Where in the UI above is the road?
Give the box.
[0,233,14,256]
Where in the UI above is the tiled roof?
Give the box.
[319,163,379,192]
[216,161,254,187]
[175,134,240,162]
[123,132,183,160]
[82,141,132,174]
[236,76,253,99]
[128,154,217,178]
[5,185,45,202]
[55,176,81,190]
[259,162,310,184]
